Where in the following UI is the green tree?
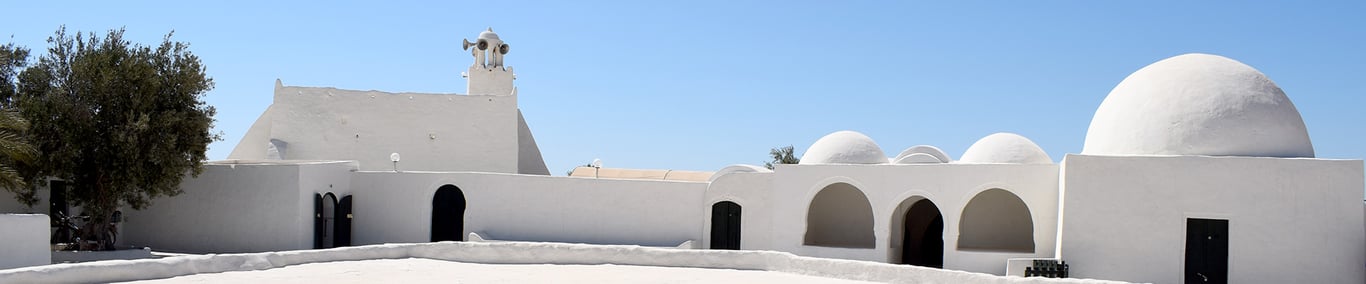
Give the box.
[1,41,30,105]
[0,42,37,203]
[15,27,218,250]
[764,145,800,170]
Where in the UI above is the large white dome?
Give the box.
[1083,53,1314,158]
[799,131,887,165]
[958,133,1052,164]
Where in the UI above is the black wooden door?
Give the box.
[1185,218,1229,284]
[313,193,324,249]
[710,201,742,250]
[335,195,353,247]
[49,181,69,217]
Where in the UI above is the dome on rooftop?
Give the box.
[1082,53,1313,158]
[799,131,887,165]
[958,133,1051,164]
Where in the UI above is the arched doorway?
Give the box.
[431,184,466,242]
[321,193,337,248]
[900,199,943,268]
[957,188,1034,252]
[710,201,742,250]
[804,182,875,248]
[313,193,323,249]
[314,193,340,249]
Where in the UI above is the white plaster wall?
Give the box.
[120,161,354,253]
[0,242,1131,284]
[0,214,50,270]
[232,82,521,173]
[349,172,708,247]
[515,110,550,175]
[770,163,1060,275]
[1057,154,1365,284]
[0,181,55,214]
[702,172,775,250]
[0,189,39,214]
[226,103,274,160]
[467,65,515,96]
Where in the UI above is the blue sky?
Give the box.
[3,1,1363,175]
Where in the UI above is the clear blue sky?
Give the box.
[3,1,1364,175]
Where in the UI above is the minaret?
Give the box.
[462,28,515,96]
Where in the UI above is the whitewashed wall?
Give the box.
[0,181,55,214]
[0,242,1132,284]
[770,163,1060,275]
[703,172,775,250]
[349,172,708,247]
[229,81,524,174]
[1057,154,1365,284]
[0,214,49,270]
[120,161,356,253]
[0,190,38,214]
[515,110,549,175]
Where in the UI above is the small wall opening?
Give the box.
[431,184,467,242]
[804,182,875,248]
[957,188,1034,252]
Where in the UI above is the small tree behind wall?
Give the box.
[764,145,800,170]
[13,27,219,250]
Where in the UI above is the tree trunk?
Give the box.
[80,211,114,251]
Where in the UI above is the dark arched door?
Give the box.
[313,193,324,249]
[335,195,353,247]
[431,185,466,242]
[710,201,742,250]
[901,199,944,268]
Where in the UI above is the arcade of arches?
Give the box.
[800,184,1035,267]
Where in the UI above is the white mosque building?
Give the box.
[1,29,1362,284]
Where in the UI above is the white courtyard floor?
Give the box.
[118,258,879,284]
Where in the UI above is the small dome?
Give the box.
[799,131,887,165]
[709,164,772,182]
[894,153,942,164]
[958,133,1051,164]
[893,145,951,164]
[1083,53,1313,158]
[478,28,500,40]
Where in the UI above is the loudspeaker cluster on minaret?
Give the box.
[462,28,516,96]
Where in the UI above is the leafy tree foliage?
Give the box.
[764,145,800,170]
[0,42,37,203]
[14,27,218,250]
[1,41,29,105]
